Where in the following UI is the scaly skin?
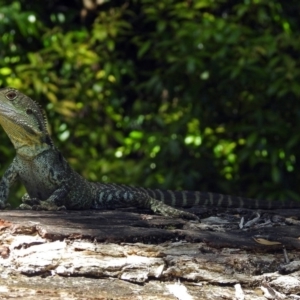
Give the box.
[0,88,300,221]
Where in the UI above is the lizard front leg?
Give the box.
[19,186,70,211]
[19,169,71,211]
[0,161,18,209]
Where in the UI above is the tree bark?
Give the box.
[0,208,299,299]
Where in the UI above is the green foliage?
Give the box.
[1,0,300,203]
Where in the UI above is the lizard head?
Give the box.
[0,87,53,154]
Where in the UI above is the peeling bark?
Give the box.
[0,208,299,299]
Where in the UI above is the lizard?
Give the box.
[0,87,300,221]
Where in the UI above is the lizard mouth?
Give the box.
[0,105,39,136]
[0,103,16,117]
[0,105,25,123]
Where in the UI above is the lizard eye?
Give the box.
[26,109,33,115]
[5,91,17,100]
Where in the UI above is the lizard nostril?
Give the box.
[5,91,17,100]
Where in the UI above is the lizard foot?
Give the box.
[18,199,66,211]
[148,198,200,221]
[21,194,66,211]
[18,203,34,210]
[0,202,11,210]
[32,200,66,211]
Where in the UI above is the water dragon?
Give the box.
[0,87,299,221]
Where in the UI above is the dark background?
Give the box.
[1,0,300,205]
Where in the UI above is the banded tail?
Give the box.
[95,183,300,210]
[142,188,300,209]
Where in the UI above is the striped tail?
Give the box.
[94,183,300,210]
[138,188,300,209]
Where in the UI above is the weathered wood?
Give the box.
[0,208,299,299]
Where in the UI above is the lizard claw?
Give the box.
[18,203,33,210]
[31,200,64,211]
[18,199,65,211]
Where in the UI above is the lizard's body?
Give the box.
[0,87,300,220]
